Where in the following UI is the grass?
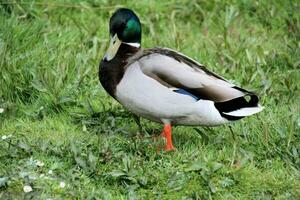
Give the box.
[0,0,300,199]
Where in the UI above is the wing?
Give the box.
[129,47,261,119]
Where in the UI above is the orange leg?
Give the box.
[161,124,175,151]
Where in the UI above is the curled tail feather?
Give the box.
[214,93,263,121]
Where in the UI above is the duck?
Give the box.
[99,8,264,151]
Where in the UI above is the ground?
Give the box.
[0,0,300,199]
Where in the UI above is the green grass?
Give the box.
[0,0,300,199]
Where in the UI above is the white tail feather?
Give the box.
[223,105,264,117]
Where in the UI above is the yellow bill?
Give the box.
[105,34,122,61]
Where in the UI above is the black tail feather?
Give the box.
[214,94,259,121]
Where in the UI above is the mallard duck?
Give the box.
[99,8,263,151]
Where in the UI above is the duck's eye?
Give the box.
[120,22,127,32]
[120,22,127,30]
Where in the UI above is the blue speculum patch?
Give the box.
[173,88,199,101]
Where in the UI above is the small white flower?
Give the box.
[48,170,53,174]
[39,174,45,178]
[35,160,44,167]
[23,185,33,193]
[59,181,66,188]
[1,134,11,140]
[19,171,29,178]
[0,108,4,113]
[29,175,37,180]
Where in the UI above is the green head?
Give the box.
[105,8,141,61]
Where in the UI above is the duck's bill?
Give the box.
[104,34,122,61]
